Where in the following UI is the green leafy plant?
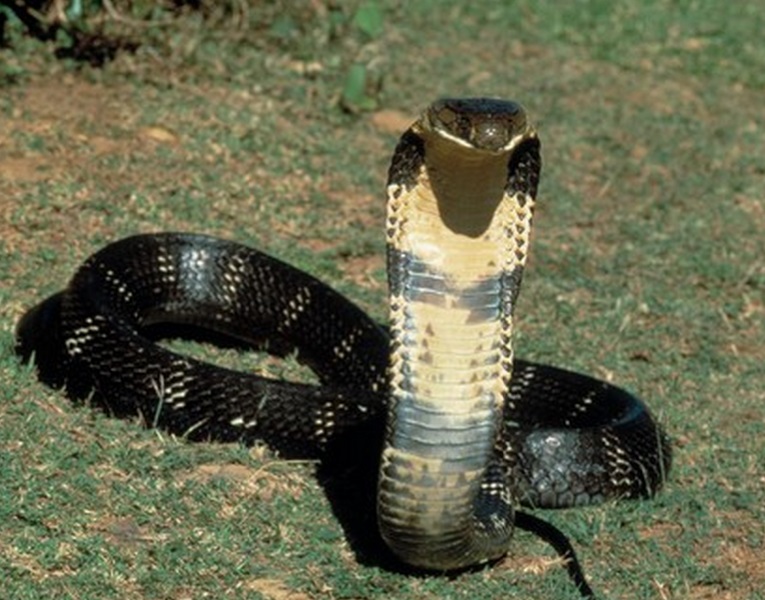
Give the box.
[340,1,384,113]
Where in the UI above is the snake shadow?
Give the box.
[316,425,404,571]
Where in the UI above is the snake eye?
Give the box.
[437,106,458,126]
[428,104,461,136]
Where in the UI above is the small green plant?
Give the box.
[340,1,384,113]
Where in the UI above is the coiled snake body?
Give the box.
[16,98,670,597]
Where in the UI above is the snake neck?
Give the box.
[387,142,529,412]
[379,131,536,569]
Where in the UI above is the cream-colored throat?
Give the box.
[398,140,518,285]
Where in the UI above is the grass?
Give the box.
[1,1,764,598]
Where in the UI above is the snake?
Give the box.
[16,97,671,597]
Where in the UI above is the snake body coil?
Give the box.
[16,98,671,595]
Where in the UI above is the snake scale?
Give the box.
[16,98,671,597]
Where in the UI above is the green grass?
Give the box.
[1,1,764,598]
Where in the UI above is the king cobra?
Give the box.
[16,98,671,597]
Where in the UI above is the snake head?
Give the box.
[420,98,535,153]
